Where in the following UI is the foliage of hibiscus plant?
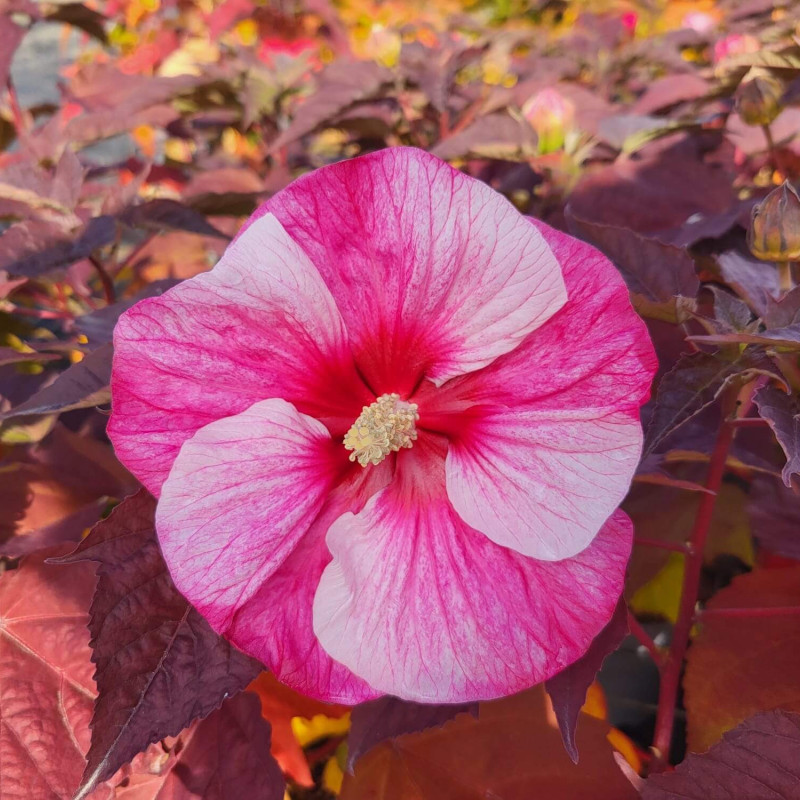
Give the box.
[3,1,800,799]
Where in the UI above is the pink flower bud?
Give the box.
[521,89,576,154]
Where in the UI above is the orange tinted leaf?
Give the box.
[684,566,800,752]
[340,686,638,800]
[249,671,349,786]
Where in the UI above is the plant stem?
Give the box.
[88,255,117,305]
[778,261,794,294]
[649,382,757,769]
[627,609,663,666]
[762,123,780,175]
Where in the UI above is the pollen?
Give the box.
[343,393,419,467]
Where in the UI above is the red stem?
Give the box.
[627,609,663,666]
[89,255,117,305]
[650,384,757,768]
[726,417,768,428]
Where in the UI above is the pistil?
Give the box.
[343,393,419,466]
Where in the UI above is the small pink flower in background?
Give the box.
[109,148,656,704]
[682,11,716,34]
[521,89,576,154]
[713,33,759,65]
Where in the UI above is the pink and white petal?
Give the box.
[258,147,566,394]
[446,410,642,561]
[412,219,656,559]
[226,458,394,704]
[313,440,632,703]
[110,213,370,495]
[415,218,657,425]
[156,398,342,634]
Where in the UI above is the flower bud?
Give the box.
[713,33,759,65]
[521,88,576,154]
[735,69,784,127]
[748,181,800,262]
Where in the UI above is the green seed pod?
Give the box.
[748,181,800,262]
[735,68,784,127]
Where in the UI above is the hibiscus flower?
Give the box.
[109,147,656,704]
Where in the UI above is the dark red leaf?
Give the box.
[271,59,393,149]
[347,697,479,773]
[55,491,262,797]
[545,599,629,763]
[146,693,284,800]
[565,209,699,303]
[0,342,113,420]
[643,711,800,799]
[119,200,229,240]
[748,476,800,560]
[0,215,116,278]
[644,352,743,456]
[431,112,538,161]
[717,250,778,317]
[567,137,738,245]
[754,385,800,486]
[0,499,105,558]
[113,693,284,799]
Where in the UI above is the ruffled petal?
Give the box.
[413,219,656,560]
[110,213,370,495]
[156,398,342,634]
[260,147,566,394]
[227,461,392,704]
[313,438,632,703]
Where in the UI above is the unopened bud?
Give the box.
[748,181,800,262]
[713,33,759,65]
[521,89,576,154]
[735,69,784,127]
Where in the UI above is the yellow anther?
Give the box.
[344,393,419,467]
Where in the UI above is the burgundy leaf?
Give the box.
[717,250,778,317]
[632,73,710,115]
[644,352,743,456]
[119,199,229,240]
[54,491,262,797]
[642,711,800,799]
[754,384,800,486]
[748,476,800,559]
[114,693,284,800]
[0,216,116,278]
[565,209,699,302]
[0,499,105,559]
[0,547,98,800]
[0,342,113,420]
[271,59,393,150]
[431,112,539,161]
[567,137,738,245]
[545,598,628,763]
[708,286,753,333]
[348,697,479,773]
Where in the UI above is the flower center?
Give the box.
[343,393,419,467]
